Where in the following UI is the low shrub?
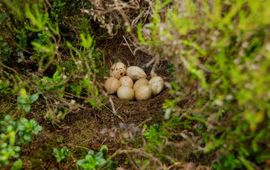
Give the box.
[0,115,42,167]
[0,0,106,123]
[53,146,70,163]
[76,145,112,170]
[137,0,270,169]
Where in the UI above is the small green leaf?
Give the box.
[53,147,70,163]
[11,159,23,170]
[30,93,39,103]
[23,105,31,113]
[86,98,97,107]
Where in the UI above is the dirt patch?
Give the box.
[20,37,170,169]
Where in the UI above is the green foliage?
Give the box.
[76,145,111,170]
[0,36,11,61]
[212,154,243,170]
[162,98,177,120]
[143,117,181,158]
[0,115,42,166]
[0,79,11,94]
[0,0,105,123]
[17,88,39,113]
[137,0,270,169]
[143,124,167,152]
[53,146,70,163]
[11,159,23,170]
[37,69,65,94]
[17,118,42,144]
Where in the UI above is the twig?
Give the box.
[44,0,52,8]
[66,143,89,151]
[123,35,135,56]
[167,162,185,170]
[107,148,165,168]
[145,57,156,67]
[126,153,140,170]
[109,96,117,114]
[137,117,152,128]
[108,96,124,121]
[150,56,160,77]
[0,62,21,76]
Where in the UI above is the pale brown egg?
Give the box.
[104,77,121,94]
[110,62,126,79]
[117,86,134,100]
[149,76,164,95]
[126,66,147,80]
[135,85,152,101]
[119,76,133,87]
[133,78,149,91]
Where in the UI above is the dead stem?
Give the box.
[109,96,124,121]
[167,162,185,170]
[126,152,140,170]
[150,56,160,77]
[108,148,165,169]
[123,35,135,56]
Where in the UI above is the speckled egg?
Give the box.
[110,62,126,79]
[126,66,147,80]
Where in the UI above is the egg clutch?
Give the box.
[104,62,165,101]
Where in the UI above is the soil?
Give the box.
[17,36,172,170]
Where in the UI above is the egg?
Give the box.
[104,77,121,94]
[119,76,133,87]
[126,66,147,80]
[133,78,149,91]
[110,62,126,79]
[135,85,152,100]
[149,76,164,95]
[117,86,134,100]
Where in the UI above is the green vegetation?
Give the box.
[53,146,70,163]
[77,145,112,170]
[0,115,42,166]
[0,0,270,169]
[17,88,39,113]
[0,0,105,122]
[136,0,270,169]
